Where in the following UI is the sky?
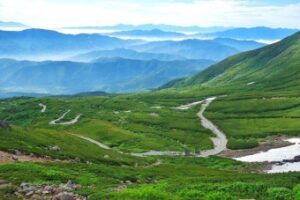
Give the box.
[0,0,300,28]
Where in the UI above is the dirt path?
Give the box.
[197,97,228,157]
[176,100,203,110]
[69,97,227,157]
[49,110,81,125]
[69,133,111,150]
[38,103,47,113]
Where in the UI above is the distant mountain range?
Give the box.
[0,29,137,60]
[0,28,265,61]
[105,27,298,42]
[130,39,264,61]
[0,26,296,97]
[71,38,264,62]
[166,31,300,90]
[71,48,186,62]
[0,21,28,28]
[64,24,228,33]
[211,38,265,51]
[109,29,186,38]
[0,58,214,94]
[199,27,299,41]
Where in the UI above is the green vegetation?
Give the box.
[1,159,300,199]
[0,94,213,153]
[1,32,300,199]
[167,31,300,91]
[1,89,300,199]
[205,96,300,148]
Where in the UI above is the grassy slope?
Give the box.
[2,88,300,199]
[169,31,300,91]
[1,33,300,199]
[0,95,214,154]
[158,31,300,149]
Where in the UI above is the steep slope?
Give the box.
[0,58,214,94]
[168,31,300,90]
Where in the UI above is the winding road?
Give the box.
[196,97,228,157]
[49,110,82,125]
[66,97,228,157]
[38,103,47,113]
[69,133,111,150]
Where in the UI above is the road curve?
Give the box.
[197,97,227,157]
[69,133,111,150]
[68,97,227,157]
[38,103,47,113]
[49,110,81,125]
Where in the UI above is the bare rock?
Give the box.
[54,192,75,200]
[14,149,22,155]
[50,145,61,151]
[12,155,18,161]
[66,180,81,190]
[44,185,54,193]
[25,191,34,197]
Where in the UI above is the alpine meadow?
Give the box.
[1,0,300,200]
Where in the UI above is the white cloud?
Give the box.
[0,0,300,28]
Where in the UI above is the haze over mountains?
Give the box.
[0,29,136,60]
[200,27,299,41]
[106,27,298,42]
[0,20,28,28]
[64,24,228,33]
[109,29,186,38]
[0,58,213,94]
[0,22,298,97]
[71,48,187,62]
[0,28,266,61]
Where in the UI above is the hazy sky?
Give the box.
[0,0,300,28]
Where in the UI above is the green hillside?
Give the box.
[2,93,300,199]
[169,31,300,91]
[1,33,300,200]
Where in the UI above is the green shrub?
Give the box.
[205,191,238,200]
[107,184,171,200]
[267,187,293,200]
[293,184,300,199]
[180,189,205,199]
[228,138,258,150]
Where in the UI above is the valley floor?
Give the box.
[1,87,300,199]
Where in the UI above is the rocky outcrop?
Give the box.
[15,180,86,200]
[281,155,300,163]
[50,145,61,152]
